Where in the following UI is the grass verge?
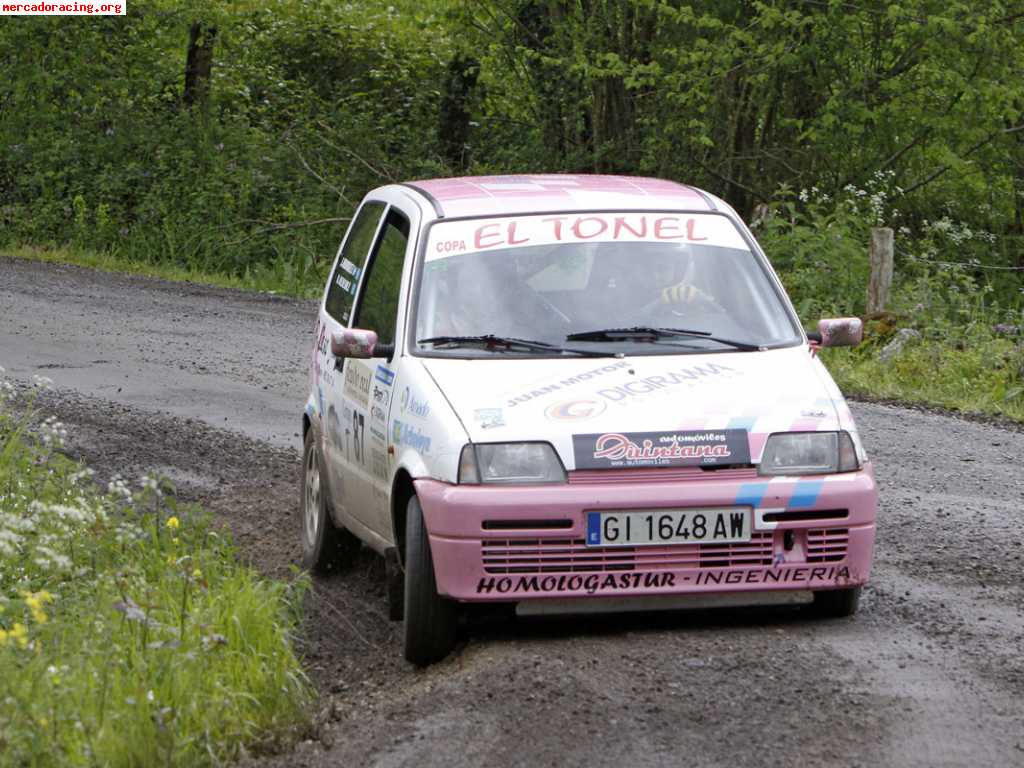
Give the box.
[823,335,1024,423]
[0,380,313,767]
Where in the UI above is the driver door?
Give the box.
[335,206,412,535]
[317,201,385,528]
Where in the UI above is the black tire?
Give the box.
[811,586,861,618]
[300,428,357,574]
[385,547,404,622]
[403,495,457,665]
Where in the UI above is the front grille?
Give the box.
[482,519,574,531]
[481,533,774,575]
[763,509,848,523]
[806,528,849,562]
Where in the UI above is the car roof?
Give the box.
[401,174,717,219]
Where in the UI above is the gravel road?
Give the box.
[2,256,1023,768]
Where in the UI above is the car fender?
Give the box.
[389,359,469,485]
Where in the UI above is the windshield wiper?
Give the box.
[418,334,621,358]
[565,326,761,352]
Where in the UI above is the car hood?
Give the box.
[418,346,841,470]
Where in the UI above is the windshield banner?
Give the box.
[426,212,747,261]
[573,429,750,469]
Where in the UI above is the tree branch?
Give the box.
[904,123,1024,195]
[694,159,769,204]
[225,217,351,247]
[315,122,396,181]
[289,141,352,205]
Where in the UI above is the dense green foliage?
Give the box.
[1,0,1023,415]
[0,380,312,766]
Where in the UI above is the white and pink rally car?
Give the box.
[302,175,876,665]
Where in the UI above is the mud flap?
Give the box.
[385,547,404,621]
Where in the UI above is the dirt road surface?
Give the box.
[3,256,1023,768]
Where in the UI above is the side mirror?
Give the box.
[331,329,378,359]
[808,317,863,348]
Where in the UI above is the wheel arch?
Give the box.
[390,468,416,566]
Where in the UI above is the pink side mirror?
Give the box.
[815,317,863,348]
[331,328,378,359]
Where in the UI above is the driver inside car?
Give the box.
[649,252,716,309]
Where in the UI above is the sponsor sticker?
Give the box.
[504,361,737,410]
[375,365,395,386]
[573,429,750,469]
[427,212,748,261]
[505,361,630,408]
[399,387,431,418]
[372,384,390,405]
[392,419,431,453]
[473,565,851,596]
[593,363,739,406]
[474,408,505,429]
[339,257,362,278]
[545,399,606,421]
[342,364,371,408]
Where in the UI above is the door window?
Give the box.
[353,209,410,346]
[325,201,385,324]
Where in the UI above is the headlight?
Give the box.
[458,443,566,484]
[759,431,859,476]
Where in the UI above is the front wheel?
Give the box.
[403,495,457,665]
[811,586,861,618]
[300,428,357,573]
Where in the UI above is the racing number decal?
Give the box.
[352,413,365,464]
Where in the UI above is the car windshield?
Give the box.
[414,212,801,356]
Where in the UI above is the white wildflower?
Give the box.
[0,529,23,557]
[31,375,54,389]
[70,468,95,486]
[139,474,161,495]
[2,510,36,533]
[107,476,132,501]
[40,417,68,448]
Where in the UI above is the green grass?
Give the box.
[0,386,313,767]
[824,336,1024,423]
[2,245,322,299]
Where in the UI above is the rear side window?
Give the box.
[325,201,385,324]
[353,209,410,346]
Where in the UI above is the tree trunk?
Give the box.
[591,74,631,172]
[1011,116,1024,269]
[438,55,479,172]
[183,22,216,108]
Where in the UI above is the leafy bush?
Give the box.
[0,1,450,288]
[755,178,1024,420]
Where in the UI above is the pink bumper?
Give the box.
[414,466,876,604]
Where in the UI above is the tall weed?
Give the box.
[0,375,313,767]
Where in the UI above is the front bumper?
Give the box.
[414,465,877,604]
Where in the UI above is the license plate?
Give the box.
[585,508,751,547]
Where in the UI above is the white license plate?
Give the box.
[585,508,751,547]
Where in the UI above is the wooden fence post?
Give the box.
[867,227,894,315]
